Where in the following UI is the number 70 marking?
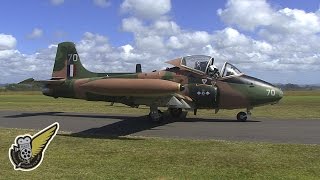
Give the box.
[266,89,276,96]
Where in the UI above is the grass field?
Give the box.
[1,128,319,179]
[0,91,319,179]
[0,90,319,119]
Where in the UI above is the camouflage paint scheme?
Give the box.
[41,42,283,121]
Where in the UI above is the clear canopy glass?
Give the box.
[181,55,212,73]
[179,56,242,77]
[221,62,242,77]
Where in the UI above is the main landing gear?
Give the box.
[236,109,252,122]
[148,107,184,122]
[168,108,182,118]
[149,106,163,122]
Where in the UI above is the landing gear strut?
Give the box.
[168,108,182,118]
[149,106,163,122]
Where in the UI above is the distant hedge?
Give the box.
[1,83,42,91]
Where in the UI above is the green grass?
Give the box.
[0,91,319,179]
[1,128,319,179]
[0,91,319,119]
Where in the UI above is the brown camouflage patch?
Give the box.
[216,81,249,109]
[73,78,91,99]
[52,60,68,78]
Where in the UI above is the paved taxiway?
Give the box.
[0,111,319,144]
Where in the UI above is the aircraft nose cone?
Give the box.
[275,87,283,100]
[278,88,284,99]
[272,87,283,103]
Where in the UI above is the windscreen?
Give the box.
[221,63,242,77]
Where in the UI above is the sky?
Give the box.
[0,0,319,84]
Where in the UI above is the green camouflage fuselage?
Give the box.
[43,42,283,111]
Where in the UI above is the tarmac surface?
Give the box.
[0,111,319,144]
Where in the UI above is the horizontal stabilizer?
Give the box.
[18,78,35,84]
[37,79,66,85]
[18,77,65,85]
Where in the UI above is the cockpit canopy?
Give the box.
[181,55,212,73]
[166,55,243,77]
[220,62,242,77]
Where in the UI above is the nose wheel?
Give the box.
[237,111,247,122]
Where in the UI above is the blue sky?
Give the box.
[0,0,319,84]
[1,0,227,53]
[1,0,318,53]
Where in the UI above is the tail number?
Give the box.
[68,54,78,62]
[266,89,275,96]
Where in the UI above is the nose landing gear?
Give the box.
[237,112,247,122]
[236,108,252,122]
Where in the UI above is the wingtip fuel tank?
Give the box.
[80,78,183,97]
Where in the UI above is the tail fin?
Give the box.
[52,42,97,79]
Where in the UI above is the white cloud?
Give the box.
[27,28,43,39]
[271,8,320,35]
[0,50,19,59]
[93,0,110,8]
[121,17,211,54]
[50,0,64,6]
[165,31,212,51]
[121,0,171,19]
[217,0,274,31]
[119,44,144,60]
[136,35,166,54]
[217,0,320,35]
[1,0,320,84]
[167,36,183,49]
[213,28,250,48]
[122,17,144,34]
[213,0,320,75]
[0,40,56,83]
[0,34,17,50]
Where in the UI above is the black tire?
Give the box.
[169,108,183,118]
[237,111,247,122]
[149,110,163,122]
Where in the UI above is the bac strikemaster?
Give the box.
[30,42,283,122]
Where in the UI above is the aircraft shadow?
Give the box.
[3,111,260,139]
[4,111,64,118]
[4,111,136,120]
[67,116,259,139]
[178,118,260,123]
[67,115,172,139]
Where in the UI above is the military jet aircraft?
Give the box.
[32,42,283,122]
